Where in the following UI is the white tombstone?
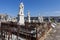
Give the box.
[27,11,31,23]
[18,2,24,25]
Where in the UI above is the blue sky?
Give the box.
[0,0,60,17]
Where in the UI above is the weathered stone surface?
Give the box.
[45,24,60,40]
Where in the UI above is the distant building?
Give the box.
[0,14,8,22]
[25,16,44,23]
[38,16,44,23]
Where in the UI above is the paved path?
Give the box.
[45,24,60,40]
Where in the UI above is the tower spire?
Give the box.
[27,10,31,23]
[18,0,25,25]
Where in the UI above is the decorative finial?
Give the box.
[27,10,30,15]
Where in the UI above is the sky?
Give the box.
[0,0,60,17]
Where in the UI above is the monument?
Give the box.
[18,2,24,25]
[27,11,31,23]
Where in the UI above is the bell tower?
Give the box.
[18,2,24,25]
[27,11,31,23]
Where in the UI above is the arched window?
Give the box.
[21,12,22,14]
